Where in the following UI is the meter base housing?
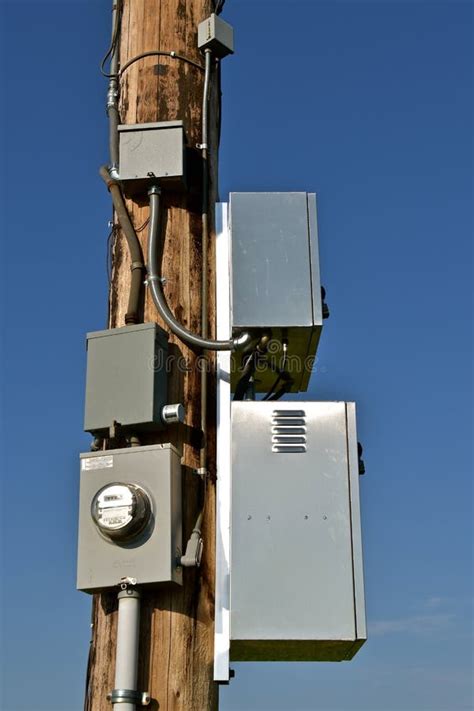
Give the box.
[77,444,182,593]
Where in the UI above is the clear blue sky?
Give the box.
[0,1,472,710]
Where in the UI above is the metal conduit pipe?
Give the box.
[147,186,251,351]
[107,0,121,179]
[100,166,145,325]
[110,588,143,711]
[200,48,212,472]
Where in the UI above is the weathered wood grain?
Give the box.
[88,1,219,708]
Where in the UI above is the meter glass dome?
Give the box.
[91,483,151,541]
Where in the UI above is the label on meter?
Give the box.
[82,455,114,471]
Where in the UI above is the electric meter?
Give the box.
[91,483,152,541]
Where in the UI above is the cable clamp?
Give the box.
[193,467,208,480]
[107,689,150,706]
[145,274,166,286]
[108,165,120,182]
[196,142,208,150]
[130,261,144,272]
[118,576,137,590]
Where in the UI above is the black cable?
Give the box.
[106,224,117,285]
[214,0,226,14]
[233,352,257,401]
[263,372,282,401]
[100,0,123,78]
[119,51,204,77]
[266,380,292,401]
[263,343,289,401]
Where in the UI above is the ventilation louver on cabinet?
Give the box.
[271,410,307,453]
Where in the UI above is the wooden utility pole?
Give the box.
[87,0,220,708]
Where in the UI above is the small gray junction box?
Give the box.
[118,121,186,195]
[84,323,168,436]
[77,444,182,592]
[198,13,234,58]
[229,192,323,393]
[230,401,366,661]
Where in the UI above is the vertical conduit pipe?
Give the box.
[107,0,121,178]
[113,588,141,711]
[200,48,213,474]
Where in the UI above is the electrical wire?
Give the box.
[214,0,226,14]
[119,51,204,77]
[134,216,150,233]
[106,224,118,285]
[266,380,292,401]
[233,351,256,401]
[100,166,145,325]
[100,0,123,78]
[263,342,289,401]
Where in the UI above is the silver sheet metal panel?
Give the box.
[229,192,323,392]
[230,401,366,661]
[77,444,182,593]
[84,323,168,436]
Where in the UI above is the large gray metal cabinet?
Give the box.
[229,192,323,392]
[77,444,182,593]
[230,401,366,661]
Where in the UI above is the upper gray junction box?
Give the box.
[198,14,234,58]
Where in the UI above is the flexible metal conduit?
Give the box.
[147,187,250,351]
[100,166,145,325]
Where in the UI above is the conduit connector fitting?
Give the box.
[180,530,204,568]
[106,83,119,108]
[161,403,185,425]
[148,184,161,196]
[109,165,120,181]
[107,689,151,706]
[232,332,253,350]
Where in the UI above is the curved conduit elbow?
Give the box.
[146,187,250,352]
[100,165,145,325]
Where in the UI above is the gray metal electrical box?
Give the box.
[84,323,168,436]
[230,401,366,662]
[77,444,182,592]
[198,14,234,57]
[118,121,186,195]
[230,192,323,392]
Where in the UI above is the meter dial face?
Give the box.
[91,483,151,541]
